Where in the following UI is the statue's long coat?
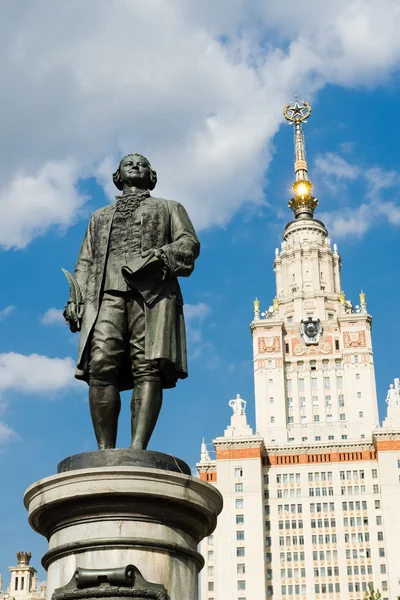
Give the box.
[73,196,200,390]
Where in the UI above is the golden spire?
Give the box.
[253,298,260,319]
[283,97,318,219]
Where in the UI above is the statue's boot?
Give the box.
[89,385,121,450]
[130,380,163,450]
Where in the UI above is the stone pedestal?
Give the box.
[24,460,222,600]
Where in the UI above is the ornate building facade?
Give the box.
[0,553,46,600]
[198,100,400,600]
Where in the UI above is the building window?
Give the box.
[270,416,275,423]
[208,566,214,576]
[235,483,243,493]
[287,397,293,408]
[297,362,304,372]
[356,373,360,379]
[15,579,18,591]
[315,436,321,441]
[327,414,332,422]
[236,514,244,524]
[300,397,306,408]
[237,581,246,590]
[324,377,330,389]
[208,535,214,545]
[353,354,359,363]
[359,411,363,418]
[237,547,245,557]
[379,548,385,557]
[237,563,246,574]
[377,531,384,541]
[328,435,334,440]
[357,391,361,398]
[302,436,308,442]
[285,363,291,373]
[299,379,305,391]
[208,582,214,591]
[236,499,244,509]
[340,413,346,421]
[311,378,317,390]
[237,530,245,541]
[322,360,329,370]
[373,485,379,493]
[314,415,320,423]
[285,342,290,352]
[338,394,345,406]
[208,551,214,560]
[375,500,380,509]
[235,468,243,477]
[288,417,294,424]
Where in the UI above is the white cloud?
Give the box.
[184,302,211,322]
[315,153,360,181]
[0,305,15,321]
[41,308,65,325]
[0,160,86,250]
[0,352,78,395]
[0,422,18,444]
[0,1,400,246]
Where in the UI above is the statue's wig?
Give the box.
[113,153,157,191]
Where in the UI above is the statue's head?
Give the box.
[113,153,157,192]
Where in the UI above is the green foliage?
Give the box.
[364,583,381,600]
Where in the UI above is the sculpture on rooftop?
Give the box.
[63,153,199,451]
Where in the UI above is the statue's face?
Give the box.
[120,155,151,189]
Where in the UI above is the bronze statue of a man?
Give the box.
[64,153,199,450]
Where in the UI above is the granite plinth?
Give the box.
[57,449,191,475]
[24,466,223,600]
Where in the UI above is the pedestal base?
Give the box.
[25,465,222,600]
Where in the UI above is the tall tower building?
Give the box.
[0,552,46,600]
[198,100,400,600]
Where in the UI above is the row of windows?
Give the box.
[310,502,336,513]
[278,504,303,514]
[285,359,344,373]
[279,520,304,529]
[311,518,336,528]
[286,375,345,388]
[348,582,377,593]
[345,548,373,559]
[308,471,332,482]
[340,469,365,480]
[342,500,369,511]
[311,534,338,544]
[309,487,334,496]
[289,414,346,424]
[344,532,370,543]
[312,550,338,561]
[280,551,306,562]
[347,565,373,575]
[288,434,352,442]
[343,516,368,527]
[281,584,308,595]
[314,566,339,577]
[281,568,306,578]
[340,485,367,495]
[287,394,346,408]
[278,536,305,546]
[277,473,301,483]
[278,488,302,498]
[314,583,341,593]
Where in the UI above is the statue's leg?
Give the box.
[130,379,163,450]
[89,385,121,450]
[128,291,162,450]
[89,291,127,450]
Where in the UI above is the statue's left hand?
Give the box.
[63,301,82,333]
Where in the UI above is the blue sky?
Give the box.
[1,0,400,583]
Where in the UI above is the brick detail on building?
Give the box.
[216,447,262,460]
[376,439,400,451]
[263,449,377,466]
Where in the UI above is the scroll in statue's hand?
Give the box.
[63,301,82,333]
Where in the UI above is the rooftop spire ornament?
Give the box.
[283,97,318,219]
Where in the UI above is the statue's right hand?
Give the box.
[63,301,80,333]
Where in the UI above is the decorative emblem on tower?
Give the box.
[300,316,323,345]
[284,97,318,220]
